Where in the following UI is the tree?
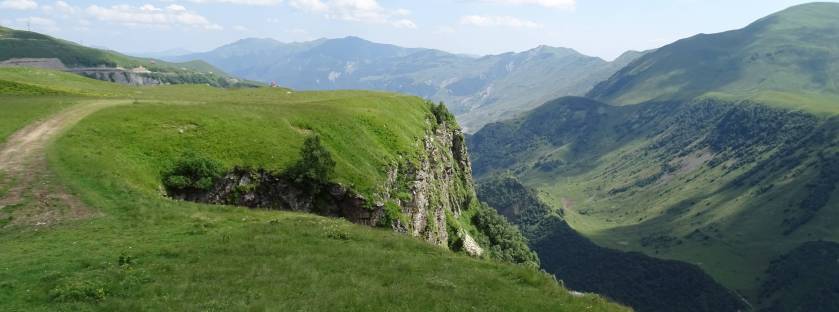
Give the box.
[472,203,540,268]
[288,134,336,190]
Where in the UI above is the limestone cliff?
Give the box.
[73,69,162,86]
[391,120,478,251]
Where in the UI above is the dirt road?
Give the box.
[0,100,127,226]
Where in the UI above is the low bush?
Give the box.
[162,151,225,192]
[49,279,107,302]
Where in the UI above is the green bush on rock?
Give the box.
[162,151,225,192]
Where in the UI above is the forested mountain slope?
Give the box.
[470,94,838,309]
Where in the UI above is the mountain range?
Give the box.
[166,37,643,132]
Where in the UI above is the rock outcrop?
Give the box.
[0,57,162,85]
[392,120,478,248]
[172,168,385,226]
[168,110,484,252]
[70,68,162,86]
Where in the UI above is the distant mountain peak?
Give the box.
[527,45,578,55]
[338,35,370,42]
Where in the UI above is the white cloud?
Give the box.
[288,0,327,11]
[482,0,575,9]
[185,0,283,5]
[391,18,416,29]
[289,0,415,28]
[85,4,222,30]
[41,0,75,15]
[460,15,540,28]
[232,25,248,31]
[166,4,186,11]
[0,0,38,10]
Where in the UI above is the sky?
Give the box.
[1,0,836,60]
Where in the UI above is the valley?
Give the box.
[469,3,839,310]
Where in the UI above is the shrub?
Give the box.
[325,224,351,240]
[430,101,458,129]
[473,203,540,268]
[379,201,402,227]
[162,151,224,192]
[49,279,107,302]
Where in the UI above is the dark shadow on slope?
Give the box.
[477,176,748,312]
[533,217,748,312]
[758,241,839,312]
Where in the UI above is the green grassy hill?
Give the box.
[588,2,839,108]
[0,68,627,311]
[0,26,251,87]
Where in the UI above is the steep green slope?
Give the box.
[0,68,627,311]
[588,2,839,108]
[477,176,747,312]
[0,26,248,87]
[758,241,839,312]
[172,37,643,132]
[469,95,839,308]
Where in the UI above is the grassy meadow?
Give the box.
[0,68,629,311]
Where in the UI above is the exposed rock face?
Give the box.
[172,168,385,226]
[395,121,477,247]
[168,115,483,251]
[0,57,162,85]
[71,69,162,86]
[459,229,484,257]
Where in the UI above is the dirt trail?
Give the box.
[0,100,127,226]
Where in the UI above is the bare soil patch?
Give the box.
[0,100,127,227]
